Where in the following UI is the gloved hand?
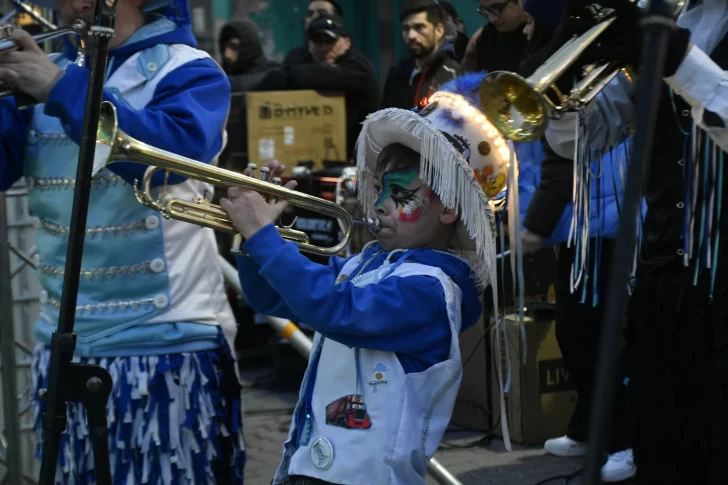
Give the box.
[578,0,644,68]
[579,0,691,77]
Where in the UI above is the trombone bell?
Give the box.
[94,101,361,257]
[478,71,551,143]
[479,0,687,142]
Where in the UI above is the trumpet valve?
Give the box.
[247,163,257,177]
[259,166,271,182]
[230,233,244,255]
[193,197,212,206]
[269,177,282,204]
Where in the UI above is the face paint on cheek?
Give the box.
[398,188,432,223]
[375,168,418,208]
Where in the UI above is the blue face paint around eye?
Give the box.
[375,168,418,208]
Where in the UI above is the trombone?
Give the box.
[94,101,380,257]
[479,0,686,142]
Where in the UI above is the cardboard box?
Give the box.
[451,250,560,433]
[246,90,347,169]
[490,310,577,446]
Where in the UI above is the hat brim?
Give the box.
[310,29,339,41]
[355,108,499,290]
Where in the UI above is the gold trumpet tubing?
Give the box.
[139,165,313,245]
[98,102,353,256]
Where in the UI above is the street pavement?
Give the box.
[239,366,602,485]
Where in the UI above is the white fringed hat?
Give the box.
[355,73,515,290]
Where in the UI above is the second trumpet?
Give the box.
[93,100,379,257]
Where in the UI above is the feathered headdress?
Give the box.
[355,72,515,291]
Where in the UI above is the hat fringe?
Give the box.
[356,109,497,291]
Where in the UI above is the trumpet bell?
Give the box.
[479,71,551,143]
[94,101,119,174]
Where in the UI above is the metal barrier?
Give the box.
[0,184,40,485]
[217,254,465,485]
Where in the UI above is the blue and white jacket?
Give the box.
[0,16,235,357]
[237,224,482,485]
[515,138,634,246]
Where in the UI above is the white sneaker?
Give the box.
[601,449,637,483]
[544,435,588,457]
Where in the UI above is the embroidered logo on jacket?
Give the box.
[368,362,390,396]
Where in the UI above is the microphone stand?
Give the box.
[583,0,674,483]
[37,1,118,483]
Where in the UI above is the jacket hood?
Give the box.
[219,18,264,75]
[62,15,197,68]
[358,244,482,333]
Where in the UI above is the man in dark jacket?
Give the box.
[284,0,344,67]
[461,0,534,73]
[219,18,281,93]
[380,0,460,110]
[439,0,469,63]
[263,15,379,160]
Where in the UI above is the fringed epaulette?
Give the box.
[681,120,725,300]
[570,111,643,304]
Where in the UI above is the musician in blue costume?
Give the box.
[546,0,728,482]
[0,0,245,482]
[513,1,638,479]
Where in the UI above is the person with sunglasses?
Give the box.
[461,0,532,73]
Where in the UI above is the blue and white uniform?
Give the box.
[237,225,482,485]
[0,4,245,483]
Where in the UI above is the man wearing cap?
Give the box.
[380,0,460,111]
[264,14,379,160]
[0,0,247,481]
[284,0,344,66]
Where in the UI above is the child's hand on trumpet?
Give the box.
[220,160,298,240]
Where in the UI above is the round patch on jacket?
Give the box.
[310,437,334,470]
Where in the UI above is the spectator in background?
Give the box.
[439,0,469,63]
[216,19,281,261]
[461,0,532,73]
[380,0,459,110]
[284,0,344,66]
[263,15,379,160]
[216,18,280,173]
[219,19,281,92]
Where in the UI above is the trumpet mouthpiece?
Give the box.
[354,217,381,234]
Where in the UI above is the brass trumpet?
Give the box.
[0,19,87,99]
[0,18,86,54]
[93,101,380,257]
[479,0,686,142]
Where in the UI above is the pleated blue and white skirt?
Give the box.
[31,338,246,485]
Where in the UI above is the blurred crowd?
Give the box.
[216,0,562,170]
